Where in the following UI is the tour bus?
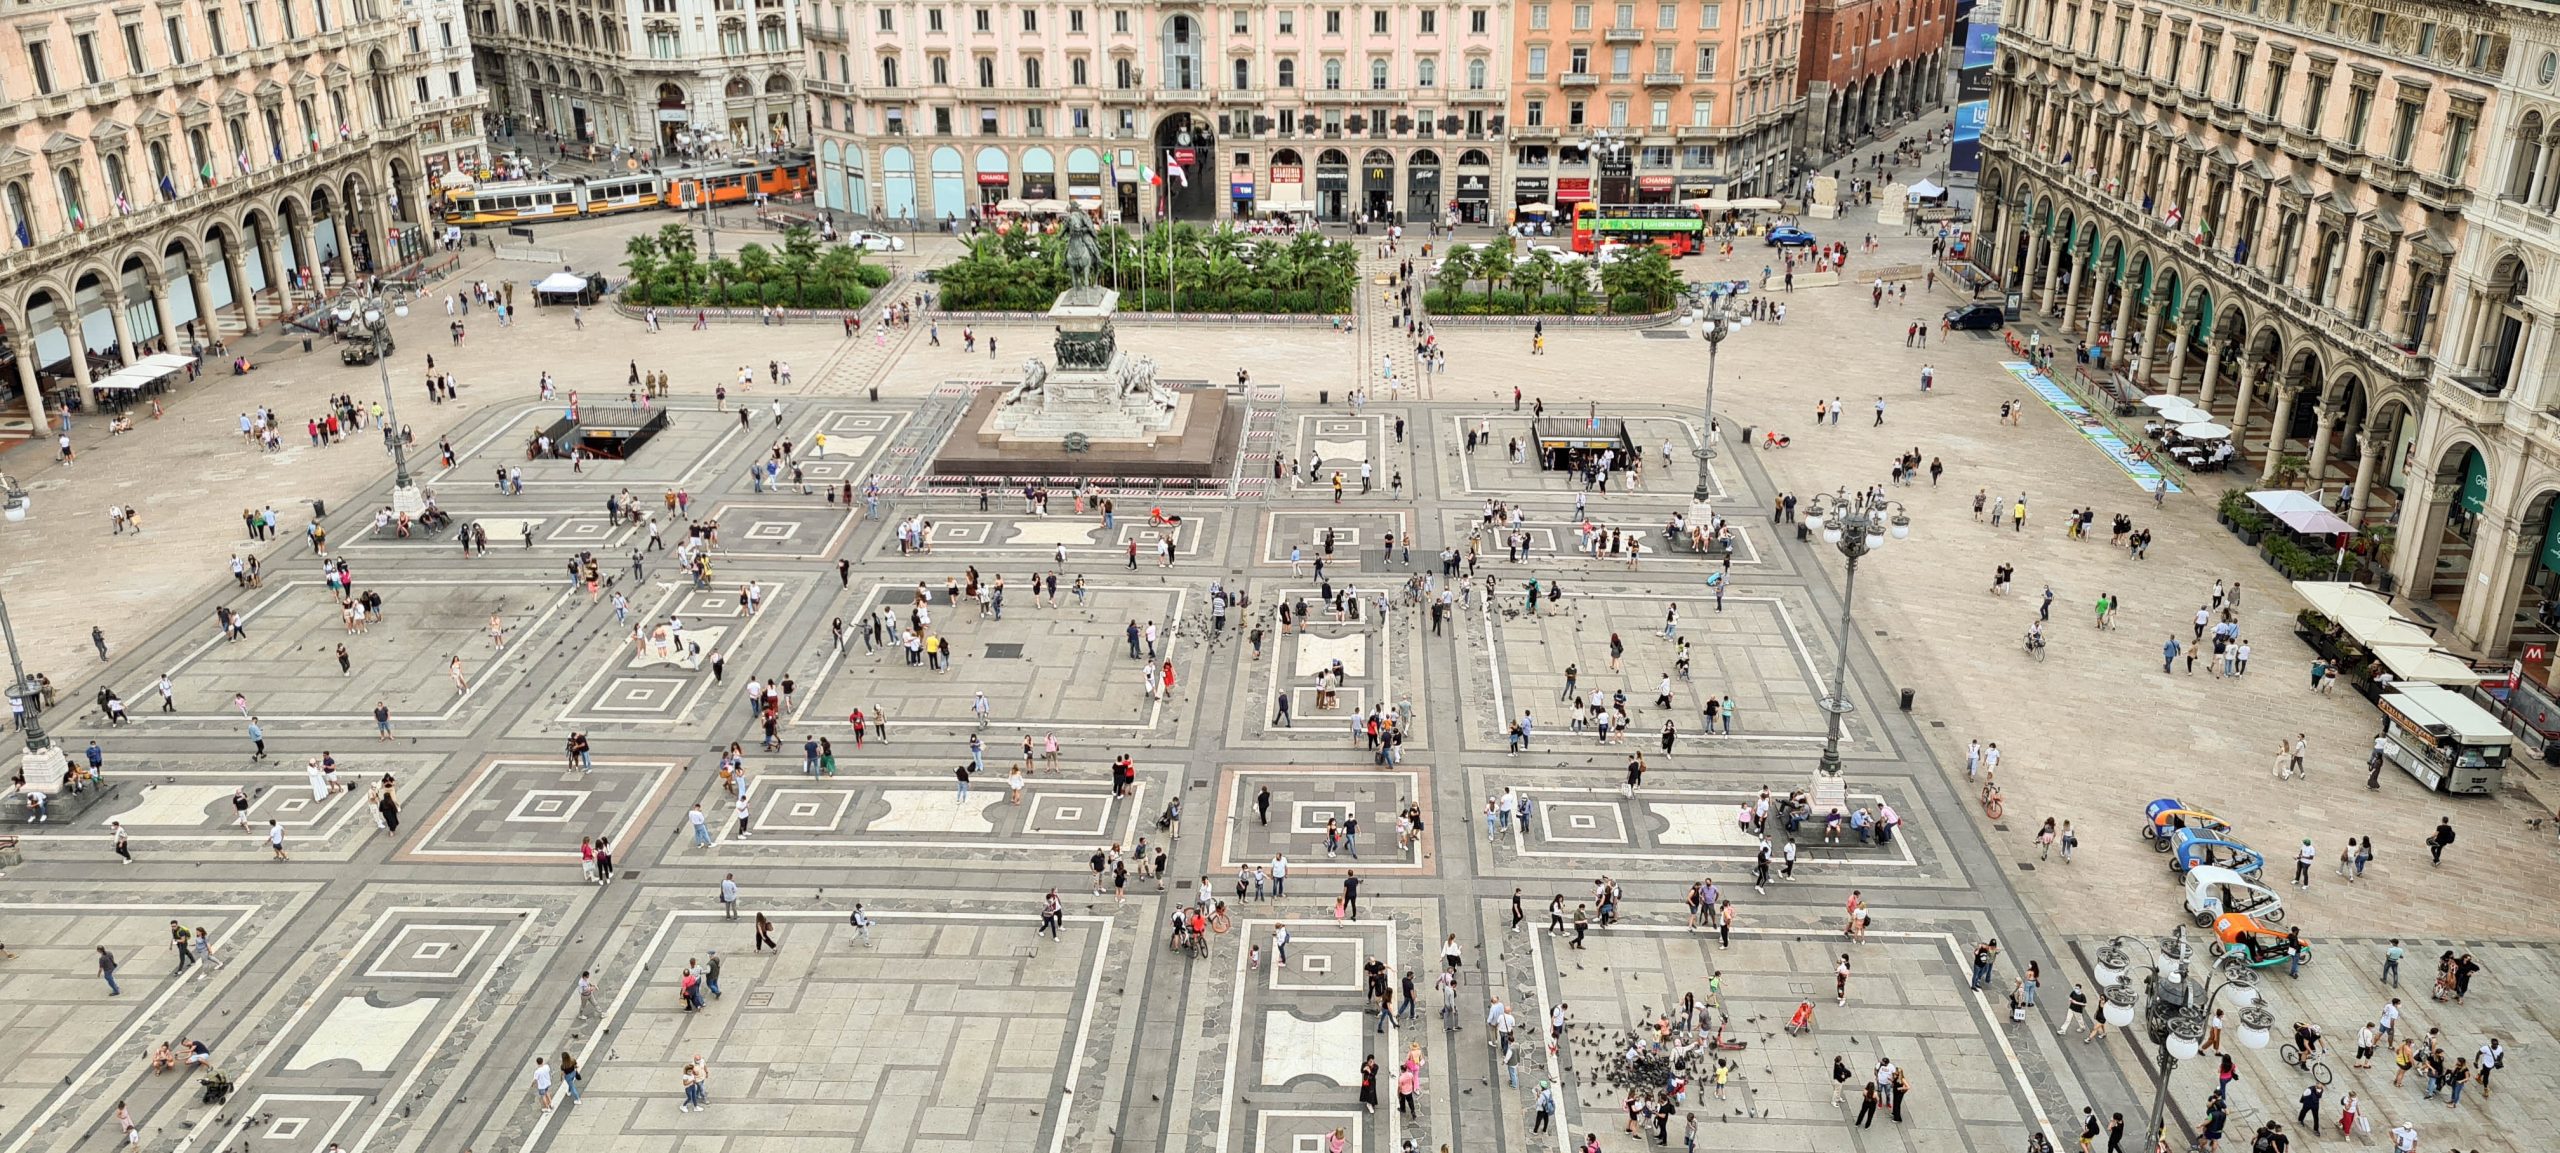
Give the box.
[1569,203,1705,256]
[444,154,815,227]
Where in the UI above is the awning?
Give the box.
[2251,490,2352,535]
[2292,582,2450,654]
[535,271,591,294]
[1908,179,1947,198]
[1730,197,1782,210]
[2368,645,2494,685]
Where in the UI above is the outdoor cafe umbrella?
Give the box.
[2141,395,2190,411]
[1682,197,1734,211]
[2178,422,2232,439]
[1731,197,1783,210]
[1517,201,1555,214]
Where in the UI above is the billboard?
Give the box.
[1951,2,2003,175]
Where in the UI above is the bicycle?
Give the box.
[2278,1043,2334,1085]
[1980,783,2005,822]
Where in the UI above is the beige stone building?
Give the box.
[471,0,806,154]
[807,1,1515,225]
[1505,0,1807,212]
[2,0,450,435]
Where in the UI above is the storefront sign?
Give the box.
[1555,177,1593,200]
[1637,175,1675,191]
[1513,177,1551,197]
[1024,175,1057,198]
[1230,181,1256,196]
[1457,174,1489,199]
[1171,148,1197,166]
[976,173,1012,185]
[1317,171,1349,191]
[1271,165,1304,184]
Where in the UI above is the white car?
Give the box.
[1527,242,1585,263]
[845,230,906,252]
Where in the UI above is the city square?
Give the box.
[5,1,2560,1150]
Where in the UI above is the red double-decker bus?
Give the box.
[1570,203,1705,256]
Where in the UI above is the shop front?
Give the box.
[1406,152,1441,223]
[1267,159,1306,212]
[1455,169,1490,224]
[929,146,965,226]
[1230,171,1255,217]
[975,147,1012,206]
[1022,147,1058,200]
[1636,174,1676,204]
[1360,150,1396,222]
[1531,418,1641,473]
[1066,146,1105,215]
[1555,177,1594,216]
[1513,176,1552,223]
[1316,150,1350,221]
[885,145,919,223]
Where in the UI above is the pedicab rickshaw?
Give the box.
[2212,912,2311,974]
[2140,798,2231,852]
[2170,828,2265,877]
[2181,864,2286,927]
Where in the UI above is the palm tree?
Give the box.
[623,234,662,303]
[1616,247,1683,311]
[1516,248,1561,306]
[1554,259,1595,315]
[734,244,778,304]
[777,227,822,303]
[1478,248,1513,309]
[1433,245,1477,309]
[813,246,866,308]
[653,224,701,304]
[705,257,740,306]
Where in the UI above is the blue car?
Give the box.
[1766,226,1817,248]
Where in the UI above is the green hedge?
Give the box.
[1423,287,1655,316]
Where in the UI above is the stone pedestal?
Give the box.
[18,744,66,795]
[390,484,430,517]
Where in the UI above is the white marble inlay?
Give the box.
[105,784,251,827]
[1293,633,1366,679]
[285,996,440,1072]
[1261,1011,1362,1086]
[1311,438,1369,464]
[870,789,998,833]
[1006,521,1100,547]
[1650,802,1759,847]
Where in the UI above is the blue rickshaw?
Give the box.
[2171,828,2264,876]
[2140,798,2231,852]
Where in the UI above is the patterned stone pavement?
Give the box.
[8,180,2560,1153]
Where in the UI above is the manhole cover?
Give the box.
[746,991,776,1007]
[1930,720,1946,728]
[2017,862,2036,871]
[985,643,1026,658]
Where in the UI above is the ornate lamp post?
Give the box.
[340,296,424,515]
[2093,925,2277,1153]
[1687,306,1732,502]
[1798,489,1912,781]
[0,472,66,794]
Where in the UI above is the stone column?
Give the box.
[57,314,91,389]
[9,334,47,434]
[2228,360,2257,452]
[269,236,297,312]
[2260,386,2298,483]
[2347,429,2386,524]
[189,261,219,348]
[332,212,356,280]
[2305,403,2339,483]
[2164,319,2192,395]
[148,282,174,354]
[2060,254,2083,328]
[226,246,262,336]
[2108,275,2137,360]
[2197,338,2224,410]
[2038,235,2065,314]
[105,292,137,365]
[2131,299,2166,387]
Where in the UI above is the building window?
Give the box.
[979,56,995,86]
[1653,44,1672,72]
[1527,98,1545,126]
[1471,8,1488,33]
[1234,57,1249,87]
[1114,57,1133,87]
[164,17,189,64]
[882,56,900,85]
[1530,4,1548,30]
[1569,46,1587,72]
[1069,9,1082,32]
[1609,46,1630,78]
[1373,10,1388,33]
[1278,10,1294,34]
[1420,10,1435,33]
[1278,57,1295,87]
[1417,57,1435,86]
[414,75,431,102]
[26,42,53,96]
[928,8,943,31]
[1528,46,1546,77]
[2443,113,2474,179]
[1467,58,1485,88]
[1114,9,1129,32]
[1026,106,1045,130]
[121,23,146,72]
[974,8,990,32]
[2261,62,2287,118]
[1696,44,1716,77]
[1371,58,1387,87]
[2389,97,2419,162]
[1649,100,1668,127]
[1690,96,1710,124]
[1023,8,1036,31]
[1324,57,1342,88]
[1026,57,1042,86]
[878,6,894,31]
[74,33,100,85]
[933,56,950,83]
[2344,84,2372,147]
[1325,9,1341,33]
[1566,98,1584,125]
[1071,57,1087,84]
[1607,98,1625,127]
[1657,2,1676,28]
[209,9,229,56]
[933,106,952,134]
[1701,2,1719,29]
[1572,4,1592,29]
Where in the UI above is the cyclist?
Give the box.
[2291,1021,2325,1062]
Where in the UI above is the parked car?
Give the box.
[1766,226,1817,247]
[845,230,907,252]
[1944,302,2006,331]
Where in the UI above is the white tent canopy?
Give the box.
[1908,179,1947,199]
[2368,645,2493,684]
[2292,580,2490,684]
[88,351,195,391]
[535,271,591,294]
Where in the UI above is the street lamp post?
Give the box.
[347,297,424,515]
[1799,489,1912,785]
[1690,307,1731,502]
[2093,925,2277,1152]
[0,472,68,796]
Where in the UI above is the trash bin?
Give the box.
[1899,688,1915,711]
[302,337,313,353]
[311,499,327,518]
